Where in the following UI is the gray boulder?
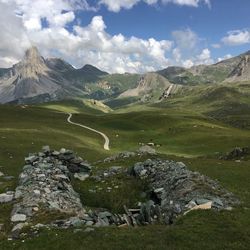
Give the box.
[138,145,156,155]
[74,173,89,181]
[0,192,14,203]
[11,214,27,222]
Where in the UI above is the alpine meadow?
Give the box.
[0,1,250,249]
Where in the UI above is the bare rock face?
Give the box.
[119,73,182,103]
[0,47,62,103]
[0,46,108,104]
[226,54,250,82]
[14,46,48,79]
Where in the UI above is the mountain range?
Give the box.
[0,46,250,104]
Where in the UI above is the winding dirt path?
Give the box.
[67,113,110,151]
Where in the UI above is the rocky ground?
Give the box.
[131,159,239,225]
[101,145,156,163]
[220,147,249,160]
[0,146,240,240]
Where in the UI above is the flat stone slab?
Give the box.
[11,214,27,222]
[74,173,89,181]
[0,193,14,203]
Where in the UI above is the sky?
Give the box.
[0,0,250,73]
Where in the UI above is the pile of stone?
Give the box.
[103,146,156,163]
[103,151,136,163]
[2,148,241,239]
[45,210,131,229]
[0,170,15,204]
[7,147,137,239]
[11,146,92,224]
[129,159,239,225]
[91,166,124,181]
[221,147,249,160]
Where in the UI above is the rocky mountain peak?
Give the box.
[45,58,75,72]
[0,46,108,104]
[14,46,48,79]
[80,64,108,76]
[24,46,41,61]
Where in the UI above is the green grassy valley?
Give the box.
[0,83,250,249]
[1,1,250,249]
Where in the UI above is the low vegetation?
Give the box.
[0,83,250,249]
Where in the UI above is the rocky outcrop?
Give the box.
[11,146,91,224]
[221,147,249,160]
[130,159,239,225]
[118,73,176,100]
[5,148,240,239]
[226,54,250,82]
[8,147,132,239]
[103,151,136,163]
[102,146,156,163]
[86,158,239,227]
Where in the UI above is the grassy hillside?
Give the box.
[84,74,140,100]
[158,54,244,85]
[0,88,250,249]
[41,99,113,114]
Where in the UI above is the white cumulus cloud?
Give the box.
[182,59,194,68]
[72,16,173,72]
[0,0,217,72]
[172,28,199,50]
[99,0,210,12]
[196,48,214,64]
[222,30,250,46]
[0,1,173,73]
[99,0,140,12]
[0,1,31,67]
[162,0,210,8]
[217,54,232,63]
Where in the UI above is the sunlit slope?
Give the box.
[0,105,112,177]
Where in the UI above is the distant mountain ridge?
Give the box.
[118,73,182,102]
[45,58,108,83]
[158,50,250,84]
[0,47,250,104]
[0,47,108,104]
